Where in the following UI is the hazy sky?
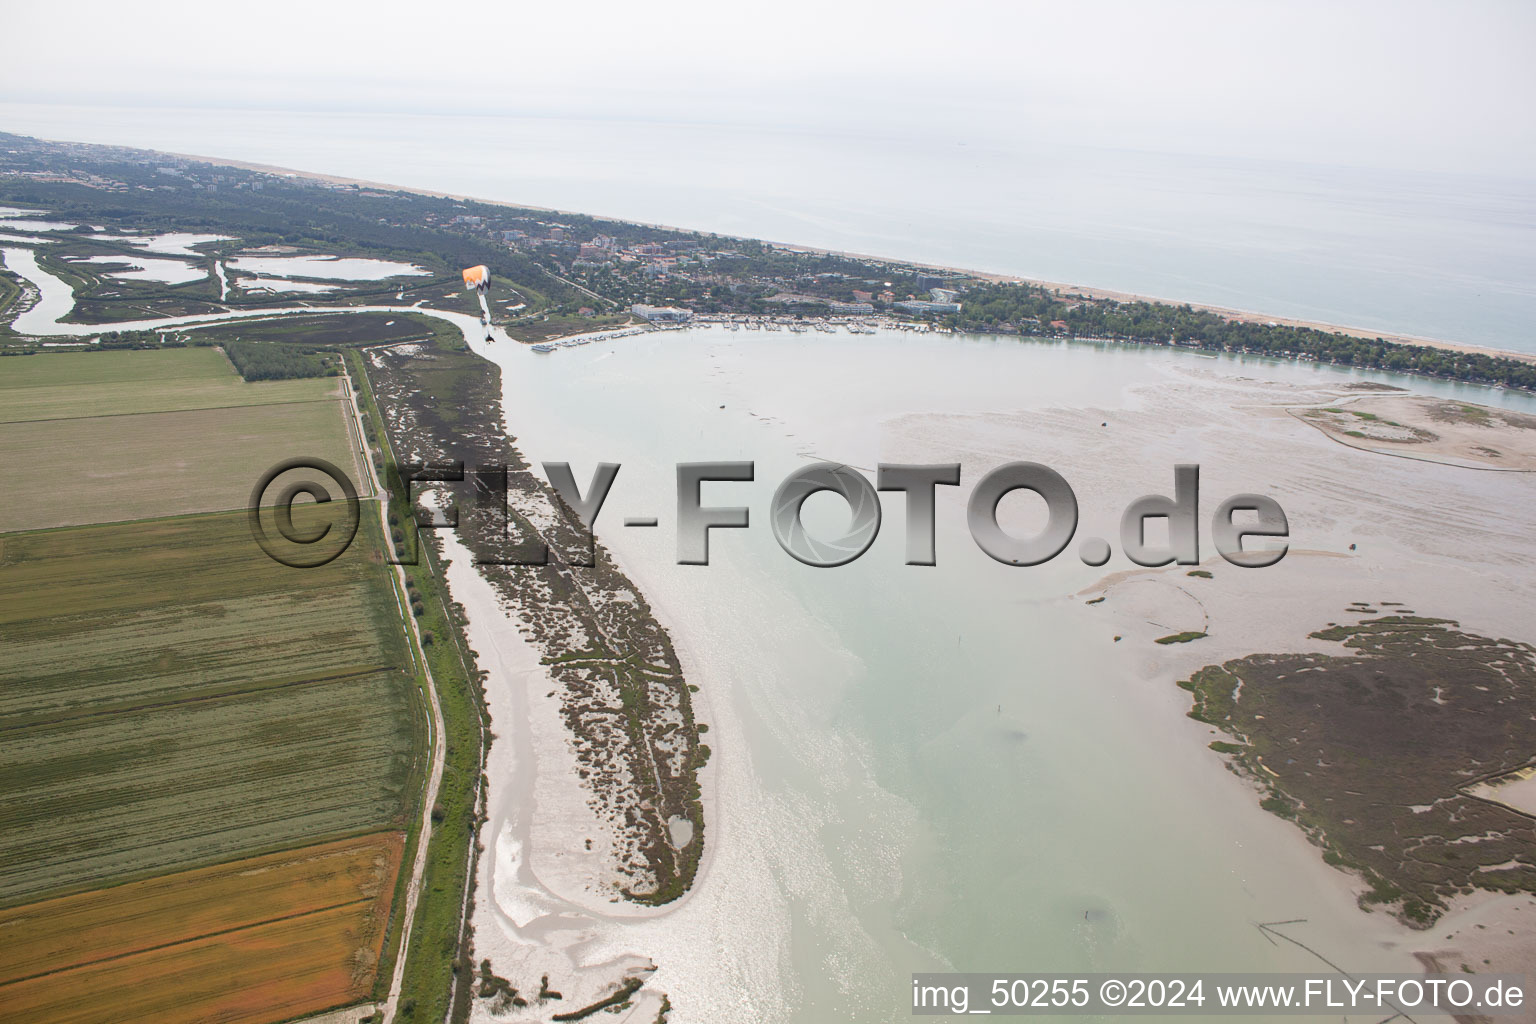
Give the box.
[3,0,1533,175]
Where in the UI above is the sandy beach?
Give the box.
[1292,390,1536,470]
[435,522,675,1022]
[442,510,810,1023]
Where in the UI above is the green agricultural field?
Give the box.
[0,348,338,423]
[0,348,364,533]
[0,510,420,906]
[0,509,407,726]
[0,347,233,388]
[0,403,362,532]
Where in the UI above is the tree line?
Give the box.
[223,340,336,381]
[956,282,1536,391]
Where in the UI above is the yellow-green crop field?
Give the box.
[0,347,363,532]
[0,510,420,906]
[0,347,339,422]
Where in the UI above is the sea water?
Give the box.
[3,102,1533,353]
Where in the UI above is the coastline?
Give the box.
[432,372,798,1022]
[108,143,1533,367]
[434,523,679,1021]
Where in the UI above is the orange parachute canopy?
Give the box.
[462,265,490,290]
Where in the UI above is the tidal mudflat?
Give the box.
[453,325,1536,1020]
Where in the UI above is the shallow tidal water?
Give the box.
[467,326,1536,1021]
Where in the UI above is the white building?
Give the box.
[894,300,961,315]
[632,304,693,322]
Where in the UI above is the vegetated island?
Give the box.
[362,336,707,907]
[1295,393,1536,470]
[1180,611,1536,927]
[2,130,1535,392]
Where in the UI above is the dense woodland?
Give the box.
[958,282,1536,390]
[223,340,336,380]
